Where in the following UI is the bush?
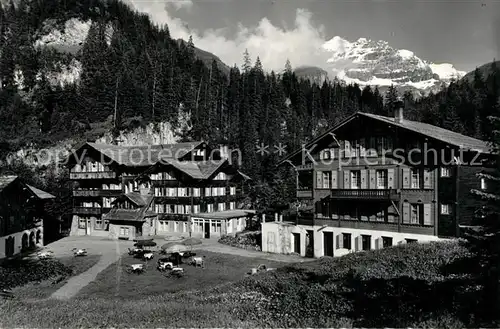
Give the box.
[0,258,74,290]
[224,240,478,327]
[218,231,261,251]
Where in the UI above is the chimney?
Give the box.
[394,107,404,123]
[275,213,278,222]
[279,214,283,222]
[262,213,266,223]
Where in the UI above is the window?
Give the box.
[207,204,214,212]
[411,169,420,188]
[205,188,211,197]
[178,188,187,197]
[95,218,104,230]
[361,235,371,251]
[440,167,451,177]
[410,204,422,224]
[322,171,331,189]
[174,222,178,232]
[351,171,361,189]
[382,236,393,248]
[218,203,226,211]
[342,233,352,250]
[229,202,235,210]
[230,187,236,195]
[119,227,129,236]
[193,188,200,197]
[441,204,451,215]
[376,170,388,189]
[481,178,488,190]
[214,172,227,180]
[212,187,219,196]
[321,149,332,160]
[350,140,359,157]
[193,205,200,214]
[406,238,418,244]
[78,218,86,229]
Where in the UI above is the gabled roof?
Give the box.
[26,185,55,199]
[106,193,155,222]
[0,176,54,200]
[360,112,491,154]
[115,192,152,207]
[76,141,205,167]
[0,175,18,192]
[104,208,157,222]
[279,111,492,165]
[165,159,227,180]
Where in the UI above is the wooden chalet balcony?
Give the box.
[297,190,313,198]
[158,213,190,221]
[70,171,117,180]
[73,189,122,197]
[330,189,400,201]
[73,207,102,215]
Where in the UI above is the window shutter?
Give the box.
[331,171,338,189]
[402,168,410,189]
[336,234,341,249]
[375,238,382,250]
[355,236,362,251]
[361,170,368,189]
[316,171,322,189]
[315,201,322,214]
[387,168,395,189]
[343,171,350,189]
[423,169,432,189]
[369,169,376,189]
[423,204,432,225]
[403,202,411,224]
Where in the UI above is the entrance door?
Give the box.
[306,230,314,258]
[323,232,334,257]
[267,232,276,253]
[5,236,14,257]
[204,222,210,239]
[86,219,91,235]
[292,233,301,254]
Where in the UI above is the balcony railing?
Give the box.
[330,189,400,201]
[297,190,313,198]
[73,207,102,215]
[73,189,123,197]
[70,171,117,180]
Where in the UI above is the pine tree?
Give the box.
[466,95,500,325]
[384,84,400,116]
[242,49,251,74]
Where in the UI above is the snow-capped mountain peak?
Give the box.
[321,36,465,96]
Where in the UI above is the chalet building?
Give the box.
[0,175,55,259]
[262,109,494,258]
[67,142,253,240]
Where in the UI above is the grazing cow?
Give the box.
[189,256,205,268]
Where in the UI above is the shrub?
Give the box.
[225,240,477,327]
[219,231,261,251]
[0,258,74,290]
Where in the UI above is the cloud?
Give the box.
[127,0,331,73]
[167,0,193,12]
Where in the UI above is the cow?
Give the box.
[143,252,154,261]
[157,261,174,271]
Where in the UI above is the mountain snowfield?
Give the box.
[321,36,466,96]
[28,18,466,96]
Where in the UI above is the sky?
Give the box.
[128,0,500,74]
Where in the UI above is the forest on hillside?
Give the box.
[1,0,500,214]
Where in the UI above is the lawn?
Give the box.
[0,251,286,328]
[0,240,484,328]
[4,254,101,300]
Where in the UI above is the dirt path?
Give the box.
[193,239,315,263]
